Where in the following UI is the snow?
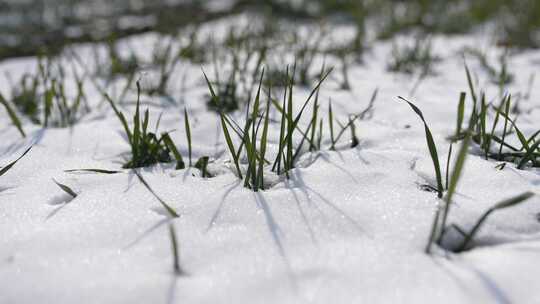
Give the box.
[1,17,540,304]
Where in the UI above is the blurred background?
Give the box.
[1,0,539,62]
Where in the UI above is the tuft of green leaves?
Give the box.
[105,82,182,169]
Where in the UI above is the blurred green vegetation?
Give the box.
[0,0,539,61]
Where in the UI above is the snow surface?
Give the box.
[1,17,540,304]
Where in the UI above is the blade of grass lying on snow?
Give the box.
[64,169,121,174]
[456,192,535,251]
[52,178,78,198]
[0,146,32,177]
[398,96,443,198]
[133,169,179,218]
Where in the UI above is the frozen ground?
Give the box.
[1,18,540,304]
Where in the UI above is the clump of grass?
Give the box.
[105,82,184,169]
[194,156,211,178]
[409,72,538,253]
[41,65,90,128]
[6,72,41,124]
[205,64,332,191]
[463,48,514,88]
[426,125,534,253]
[3,57,90,128]
[456,64,540,169]
[105,35,139,78]
[271,65,332,176]
[388,36,440,76]
[178,29,208,64]
[205,68,242,114]
[143,37,184,99]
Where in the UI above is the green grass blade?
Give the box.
[184,108,192,167]
[257,87,271,190]
[457,192,534,251]
[104,93,132,143]
[52,178,78,198]
[220,114,242,179]
[455,92,466,137]
[0,93,25,137]
[440,124,472,237]
[329,100,335,150]
[464,62,477,105]
[168,223,182,275]
[162,133,185,169]
[64,169,121,174]
[134,169,179,218]
[399,96,443,198]
[0,146,32,177]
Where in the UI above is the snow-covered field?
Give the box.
[1,16,540,304]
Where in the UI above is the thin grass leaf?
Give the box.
[457,192,534,251]
[104,93,132,143]
[257,87,271,190]
[439,126,472,238]
[168,223,183,275]
[464,62,477,105]
[203,69,242,178]
[425,208,440,254]
[52,178,78,198]
[184,108,192,167]
[399,96,443,198]
[445,143,453,190]
[499,96,511,158]
[162,133,185,170]
[0,146,32,177]
[272,75,289,174]
[329,100,335,150]
[64,169,121,174]
[455,92,466,137]
[0,93,25,137]
[134,169,179,218]
[486,95,506,158]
